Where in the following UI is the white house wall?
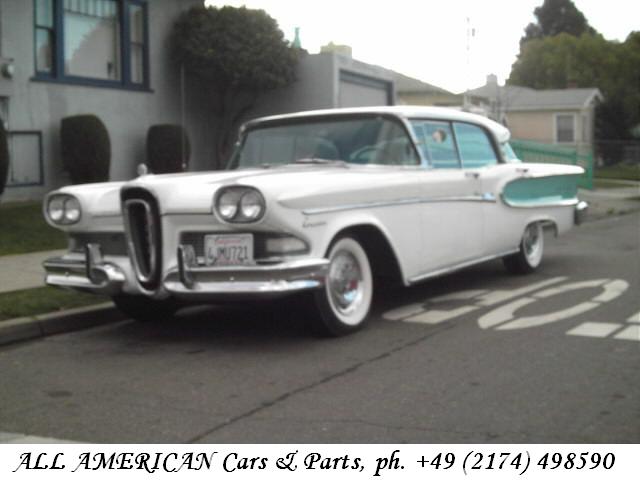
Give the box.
[0,0,211,202]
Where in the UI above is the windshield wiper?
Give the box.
[291,157,347,166]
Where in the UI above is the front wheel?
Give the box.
[503,222,544,274]
[111,294,180,322]
[310,236,374,336]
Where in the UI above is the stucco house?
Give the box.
[0,0,210,202]
[468,75,602,154]
[251,49,396,118]
[393,72,460,107]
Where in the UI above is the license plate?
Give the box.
[204,234,253,266]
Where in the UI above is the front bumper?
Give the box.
[44,244,328,300]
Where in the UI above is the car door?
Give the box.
[410,120,485,275]
[452,121,507,258]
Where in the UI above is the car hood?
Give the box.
[130,165,427,214]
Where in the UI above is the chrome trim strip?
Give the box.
[500,194,579,209]
[123,198,158,285]
[44,255,125,296]
[302,194,496,216]
[165,256,329,299]
[408,249,519,285]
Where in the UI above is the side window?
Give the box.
[411,121,459,168]
[453,123,498,168]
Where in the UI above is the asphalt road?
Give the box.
[1,213,638,443]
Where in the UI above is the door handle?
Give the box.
[465,171,480,179]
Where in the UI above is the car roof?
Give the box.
[244,106,511,143]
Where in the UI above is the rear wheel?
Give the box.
[310,236,374,336]
[111,294,179,322]
[503,222,544,274]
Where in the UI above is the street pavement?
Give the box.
[0,212,638,443]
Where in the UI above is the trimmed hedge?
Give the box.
[0,121,8,196]
[61,114,111,184]
[146,124,190,174]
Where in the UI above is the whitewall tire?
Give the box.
[503,222,544,274]
[311,236,374,336]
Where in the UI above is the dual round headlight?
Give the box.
[46,194,82,225]
[215,187,265,223]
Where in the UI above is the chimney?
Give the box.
[486,74,498,88]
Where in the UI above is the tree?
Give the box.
[171,6,299,167]
[508,31,640,161]
[521,0,596,44]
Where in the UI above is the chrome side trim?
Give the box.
[302,194,496,216]
[500,194,579,209]
[408,249,519,285]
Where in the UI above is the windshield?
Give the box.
[228,116,420,169]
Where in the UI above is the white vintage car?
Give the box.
[43,106,587,336]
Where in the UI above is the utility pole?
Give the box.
[463,17,472,110]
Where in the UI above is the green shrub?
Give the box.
[146,124,190,174]
[60,114,110,184]
[0,121,8,196]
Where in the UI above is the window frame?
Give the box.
[32,0,150,91]
[409,118,504,169]
[554,113,576,144]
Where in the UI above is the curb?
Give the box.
[0,302,123,347]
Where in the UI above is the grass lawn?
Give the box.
[0,286,108,322]
[594,164,640,182]
[0,202,67,256]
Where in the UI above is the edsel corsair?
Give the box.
[43,107,588,336]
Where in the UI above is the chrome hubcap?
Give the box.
[328,251,363,313]
[523,224,542,263]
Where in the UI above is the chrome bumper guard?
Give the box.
[574,200,589,225]
[43,243,125,296]
[162,245,329,299]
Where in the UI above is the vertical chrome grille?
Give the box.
[122,188,162,291]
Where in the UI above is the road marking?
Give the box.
[382,278,567,324]
[0,431,77,444]
[475,277,567,307]
[382,276,635,342]
[627,311,640,323]
[404,305,477,325]
[613,325,640,341]
[566,322,623,338]
[383,303,426,321]
[478,279,629,331]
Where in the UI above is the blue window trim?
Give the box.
[32,0,151,92]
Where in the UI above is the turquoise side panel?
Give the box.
[503,175,580,207]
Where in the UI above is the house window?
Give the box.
[33,0,149,89]
[35,0,55,73]
[555,114,575,143]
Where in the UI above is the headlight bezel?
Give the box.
[45,193,82,225]
[214,186,265,223]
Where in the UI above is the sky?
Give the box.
[206,0,638,94]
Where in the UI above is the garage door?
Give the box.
[338,71,393,107]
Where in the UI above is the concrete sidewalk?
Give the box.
[579,183,640,220]
[0,249,65,294]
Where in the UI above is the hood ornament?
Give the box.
[136,163,149,177]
